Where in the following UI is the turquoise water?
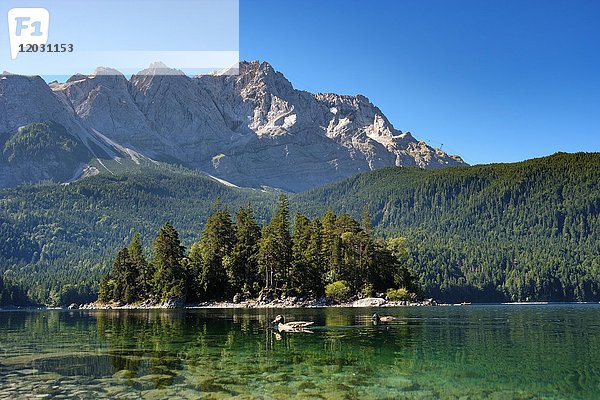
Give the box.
[1,305,599,399]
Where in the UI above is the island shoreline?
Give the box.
[3,301,600,311]
[76,297,437,310]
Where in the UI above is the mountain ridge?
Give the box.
[1,61,465,191]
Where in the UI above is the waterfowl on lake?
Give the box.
[272,315,314,332]
[372,313,396,323]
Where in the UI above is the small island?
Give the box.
[89,194,422,309]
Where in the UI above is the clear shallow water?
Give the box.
[1,305,599,399]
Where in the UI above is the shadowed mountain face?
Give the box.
[0,61,465,191]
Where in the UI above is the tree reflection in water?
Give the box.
[2,306,598,399]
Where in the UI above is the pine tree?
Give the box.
[183,243,200,301]
[116,248,132,302]
[121,256,138,304]
[196,206,234,299]
[259,193,292,293]
[97,247,133,303]
[291,213,312,294]
[340,231,361,291]
[291,215,324,296]
[128,233,149,300]
[152,222,186,302]
[229,204,261,297]
[306,219,325,295]
[336,213,361,235]
[359,206,376,290]
[321,208,340,284]
[335,213,368,290]
[258,224,276,291]
[97,275,111,304]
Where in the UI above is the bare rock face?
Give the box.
[192,61,465,190]
[0,61,466,190]
[58,68,158,149]
[128,65,236,163]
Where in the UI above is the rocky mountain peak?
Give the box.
[235,61,295,97]
[90,67,124,77]
[136,62,186,76]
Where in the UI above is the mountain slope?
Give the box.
[0,152,598,304]
[0,73,158,185]
[0,162,276,304]
[1,61,465,191]
[295,152,600,302]
[1,122,91,186]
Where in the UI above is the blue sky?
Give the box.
[240,0,600,165]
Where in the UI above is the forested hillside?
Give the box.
[0,163,275,305]
[0,152,598,305]
[296,152,600,302]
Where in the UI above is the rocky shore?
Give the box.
[75,296,436,310]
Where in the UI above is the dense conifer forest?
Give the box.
[296,152,600,302]
[0,274,30,305]
[98,196,417,305]
[0,152,598,305]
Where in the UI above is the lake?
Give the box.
[1,304,599,399]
